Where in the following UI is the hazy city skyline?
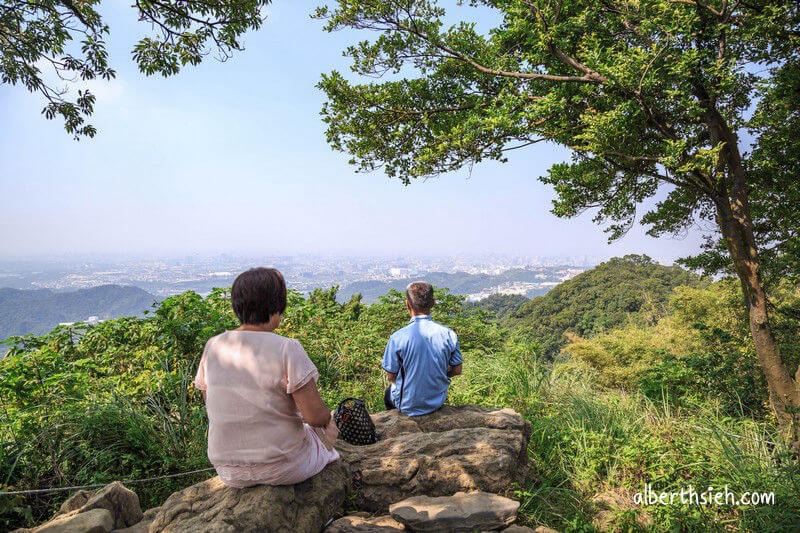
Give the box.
[0,3,709,265]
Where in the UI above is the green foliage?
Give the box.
[280,286,499,411]
[0,284,498,527]
[507,255,706,359]
[464,293,528,319]
[559,279,800,418]
[0,289,235,527]
[518,371,800,531]
[681,58,800,286]
[1,1,270,138]
[2,279,799,531]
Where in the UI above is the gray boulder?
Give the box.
[26,508,114,533]
[504,526,558,533]
[388,491,519,532]
[337,405,531,512]
[80,481,142,529]
[57,489,95,515]
[113,507,161,533]
[324,512,406,532]
[14,482,141,533]
[149,460,350,532]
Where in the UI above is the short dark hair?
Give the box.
[231,268,287,325]
[406,281,435,313]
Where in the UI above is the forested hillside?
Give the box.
[0,285,157,342]
[1,266,798,531]
[465,293,529,319]
[507,255,707,358]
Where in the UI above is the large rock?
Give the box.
[57,489,95,515]
[14,482,140,533]
[27,508,114,533]
[337,405,531,512]
[149,460,350,532]
[324,512,406,532]
[113,507,161,533]
[80,481,142,529]
[388,491,519,532]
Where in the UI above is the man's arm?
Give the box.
[447,365,462,378]
[382,336,399,382]
[447,330,462,378]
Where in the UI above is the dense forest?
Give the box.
[0,285,157,343]
[465,293,529,319]
[1,257,799,530]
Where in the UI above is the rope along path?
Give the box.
[0,467,216,496]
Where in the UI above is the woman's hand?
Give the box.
[324,411,339,444]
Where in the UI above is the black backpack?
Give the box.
[333,397,378,445]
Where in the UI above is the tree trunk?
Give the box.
[699,90,800,443]
[715,188,800,443]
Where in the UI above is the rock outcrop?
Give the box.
[325,512,406,532]
[79,481,143,530]
[337,405,531,512]
[388,491,520,532]
[17,405,534,532]
[14,482,142,533]
[24,508,115,533]
[148,460,350,532]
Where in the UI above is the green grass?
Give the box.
[444,344,800,531]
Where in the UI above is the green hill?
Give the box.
[0,285,157,342]
[465,293,529,319]
[506,255,707,359]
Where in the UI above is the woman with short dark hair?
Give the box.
[194,267,339,487]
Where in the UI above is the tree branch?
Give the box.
[59,0,92,29]
[384,16,605,84]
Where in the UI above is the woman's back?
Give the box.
[197,330,319,466]
[194,267,339,488]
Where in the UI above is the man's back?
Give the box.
[382,315,462,416]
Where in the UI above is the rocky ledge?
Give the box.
[337,404,532,512]
[17,405,536,532]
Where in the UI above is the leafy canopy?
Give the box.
[1,0,270,138]
[316,0,799,277]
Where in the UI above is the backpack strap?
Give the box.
[396,350,405,414]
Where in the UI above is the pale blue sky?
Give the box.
[0,3,708,263]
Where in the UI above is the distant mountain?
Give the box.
[0,285,157,342]
[337,268,566,303]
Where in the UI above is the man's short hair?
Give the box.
[231,267,287,325]
[406,281,435,313]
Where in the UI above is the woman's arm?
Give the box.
[292,380,332,427]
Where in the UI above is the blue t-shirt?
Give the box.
[382,315,462,416]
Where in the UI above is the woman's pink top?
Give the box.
[194,330,339,486]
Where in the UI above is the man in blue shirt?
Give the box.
[382,281,462,416]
